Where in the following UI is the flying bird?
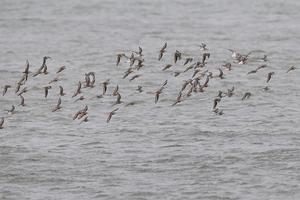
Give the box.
[172,91,183,106]
[213,108,224,115]
[222,63,232,71]
[44,86,52,98]
[213,98,221,109]
[102,79,110,95]
[80,115,89,124]
[73,105,88,120]
[52,97,62,112]
[0,117,4,129]
[218,68,224,79]
[247,64,267,74]
[203,75,210,88]
[56,66,66,74]
[115,92,122,104]
[72,81,82,97]
[162,80,168,87]
[162,64,172,71]
[84,73,91,87]
[137,86,143,93]
[15,83,22,94]
[154,90,161,104]
[266,72,275,83]
[112,85,119,96]
[226,86,235,97]
[136,59,144,70]
[49,77,59,84]
[202,53,210,64]
[247,69,258,75]
[228,49,240,59]
[174,71,181,77]
[106,108,119,123]
[132,46,143,57]
[23,59,30,80]
[6,105,15,114]
[19,95,25,106]
[286,66,296,73]
[199,43,208,51]
[174,50,182,63]
[242,92,251,100]
[17,87,27,96]
[59,86,65,96]
[263,86,270,91]
[116,54,124,66]
[88,72,96,87]
[129,74,141,81]
[123,68,134,79]
[74,95,85,102]
[3,85,11,96]
[183,58,193,65]
[158,42,167,61]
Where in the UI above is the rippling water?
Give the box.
[1,0,300,199]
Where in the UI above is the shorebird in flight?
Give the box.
[218,68,224,79]
[19,95,25,106]
[112,85,119,96]
[213,98,221,109]
[56,66,66,74]
[80,115,89,124]
[59,86,65,96]
[286,66,296,73]
[49,77,60,84]
[44,86,52,98]
[174,50,182,63]
[137,86,143,93]
[266,72,275,83]
[74,95,85,102]
[33,56,51,77]
[23,59,30,80]
[183,58,193,65]
[261,55,268,62]
[116,53,125,66]
[162,64,173,71]
[73,105,88,120]
[102,79,110,95]
[106,108,119,123]
[123,68,134,79]
[132,46,143,57]
[172,91,183,106]
[199,43,208,51]
[0,117,4,129]
[158,42,167,61]
[17,87,27,96]
[228,49,241,60]
[242,92,251,100]
[129,74,141,81]
[2,85,11,96]
[6,105,15,114]
[226,86,235,97]
[52,97,62,112]
[154,89,162,104]
[72,81,82,97]
[202,53,210,64]
[115,92,122,104]
[213,108,224,115]
[247,64,267,75]
[222,63,232,71]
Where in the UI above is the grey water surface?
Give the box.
[0,0,300,199]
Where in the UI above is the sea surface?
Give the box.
[0,0,300,199]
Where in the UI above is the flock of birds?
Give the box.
[0,42,297,129]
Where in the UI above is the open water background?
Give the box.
[0,0,300,199]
